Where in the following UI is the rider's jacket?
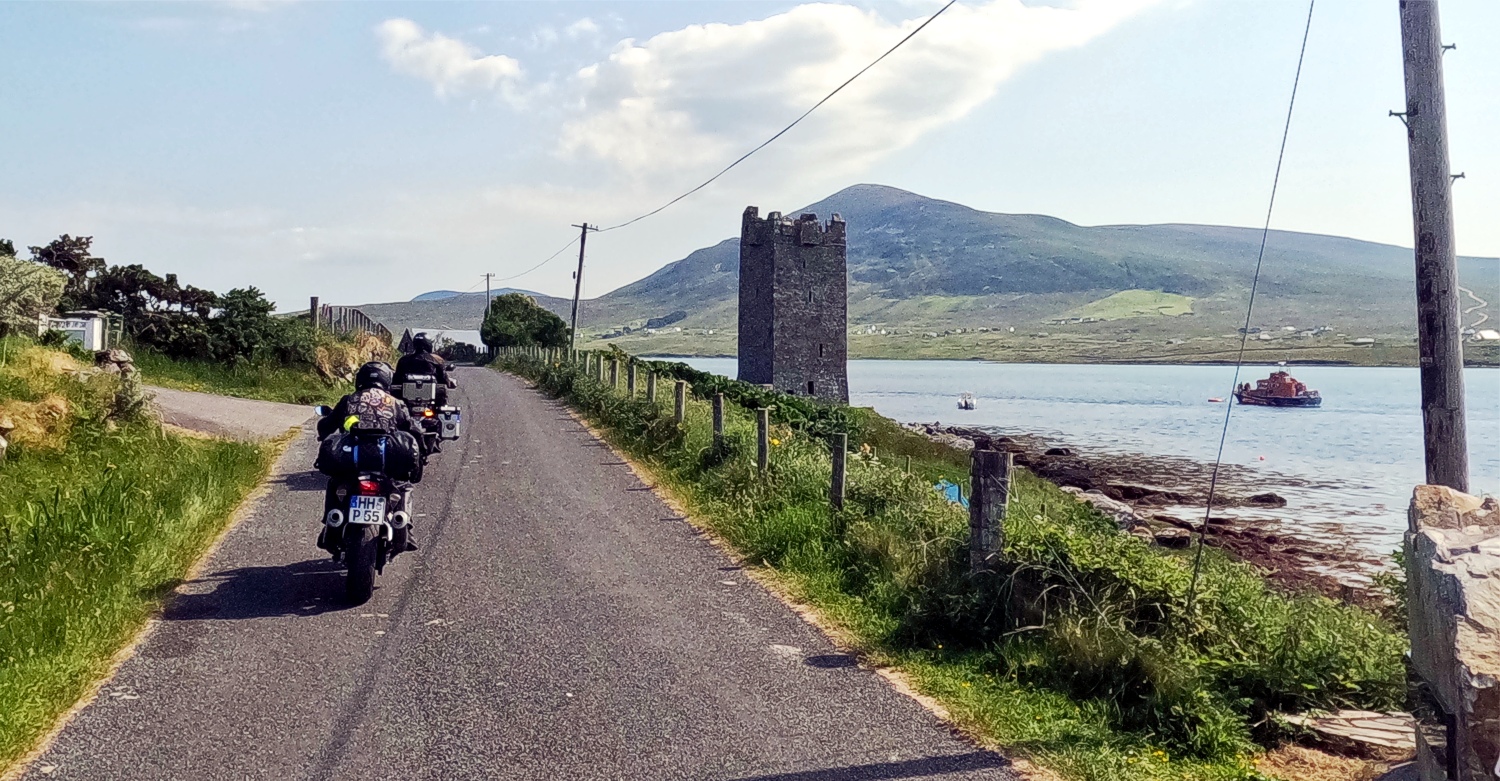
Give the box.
[317,388,418,440]
[394,352,449,386]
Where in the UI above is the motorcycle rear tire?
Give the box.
[345,524,380,604]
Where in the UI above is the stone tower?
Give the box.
[737,207,849,403]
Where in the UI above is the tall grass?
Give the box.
[501,352,1407,781]
[132,349,348,405]
[0,338,272,769]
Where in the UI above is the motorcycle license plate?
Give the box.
[347,495,387,525]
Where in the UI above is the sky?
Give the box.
[2,0,1498,310]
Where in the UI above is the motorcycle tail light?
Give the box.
[423,409,435,417]
[357,479,381,495]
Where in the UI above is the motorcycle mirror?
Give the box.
[313,405,331,416]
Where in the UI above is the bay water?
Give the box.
[678,358,1500,555]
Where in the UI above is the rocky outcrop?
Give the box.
[1405,485,1500,781]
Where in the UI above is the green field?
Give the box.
[1069,290,1195,320]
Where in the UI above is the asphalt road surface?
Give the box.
[23,369,1016,781]
[148,385,313,440]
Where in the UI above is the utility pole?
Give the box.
[568,223,595,351]
[482,273,495,319]
[1399,0,1468,492]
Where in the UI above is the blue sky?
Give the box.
[2,0,1497,309]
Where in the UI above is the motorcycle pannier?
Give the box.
[316,431,424,482]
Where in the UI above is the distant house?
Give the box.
[1474,329,1500,342]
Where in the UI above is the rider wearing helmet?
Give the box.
[316,361,421,552]
[317,361,420,440]
[394,334,453,406]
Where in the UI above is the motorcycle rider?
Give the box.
[394,334,454,406]
[317,361,421,552]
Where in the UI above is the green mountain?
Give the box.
[360,183,1499,363]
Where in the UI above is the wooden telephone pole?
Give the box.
[1398,0,1468,492]
[483,273,494,318]
[568,224,595,351]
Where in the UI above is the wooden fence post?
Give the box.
[904,455,912,475]
[969,449,1012,573]
[609,358,619,389]
[674,380,687,423]
[627,362,637,396]
[646,372,657,403]
[309,296,320,330]
[756,408,770,472]
[712,393,725,446]
[830,433,847,510]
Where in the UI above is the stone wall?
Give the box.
[1406,484,1500,780]
[736,207,849,403]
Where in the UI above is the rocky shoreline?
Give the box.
[905,422,1394,606]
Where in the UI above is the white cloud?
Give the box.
[557,0,1162,179]
[376,18,523,100]
[565,17,602,40]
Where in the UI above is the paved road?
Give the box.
[23,370,1015,781]
[149,385,313,440]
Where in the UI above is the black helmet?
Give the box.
[412,334,433,354]
[355,361,393,391]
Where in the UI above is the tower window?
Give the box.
[819,343,825,357]
[807,290,813,303]
[807,381,815,395]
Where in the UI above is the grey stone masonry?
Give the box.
[1406,485,1500,781]
[737,207,849,403]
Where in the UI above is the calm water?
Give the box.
[678,358,1500,554]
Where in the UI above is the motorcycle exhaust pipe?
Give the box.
[325,508,345,527]
[390,511,411,529]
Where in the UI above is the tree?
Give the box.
[0,239,14,258]
[480,293,570,349]
[29,235,106,311]
[0,257,65,336]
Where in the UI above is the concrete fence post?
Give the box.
[627,362,637,396]
[756,409,770,472]
[595,357,605,383]
[969,449,1012,573]
[609,358,619,390]
[712,393,725,446]
[673,380,687,423]
[904,455,912,475]
[646,372,657,403]
[830,433,847,510]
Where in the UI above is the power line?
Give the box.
[1187,0,1316,612]
[490,234,582,284]
[595,0,960,234]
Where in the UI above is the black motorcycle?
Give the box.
[391,373,461,456]
[313,409,420,603]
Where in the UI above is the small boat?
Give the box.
[957,393,976,411]
[1208,397,1224,403]
[1234,371,1322,408]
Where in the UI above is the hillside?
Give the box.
[359,184,1500,365]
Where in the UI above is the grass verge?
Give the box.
[0,338,275,771]
[499,349,1407,781]
[132,348,349,405]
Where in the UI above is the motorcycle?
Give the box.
[313,407,419,604]
[391,373,461,457]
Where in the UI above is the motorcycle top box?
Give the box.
[397,374,438,403]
